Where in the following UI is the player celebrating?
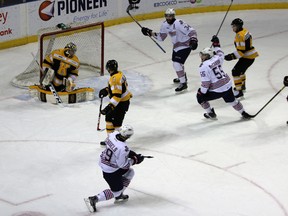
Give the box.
[224,18,259,98]
[141,8,198,92]
[98,60,132,145]
[41,42,79,92]
[84,125,144,213]
[196,36,252,119]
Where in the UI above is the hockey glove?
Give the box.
[189,38,198,50]
[100,103,114,115]
[131,154,144,165]
[211,35,220,47]
[141,27,153,37]
[128,150,137,158]
[224,53,236,61]
[283,76,288,87]
[99,87,108,98]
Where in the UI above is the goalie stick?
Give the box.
[251,85,286,118]
[31,52,64,105]
[126,5,166,53]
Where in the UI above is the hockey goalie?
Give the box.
[29,42,94,104]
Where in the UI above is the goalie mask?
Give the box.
[165,8,176,25]
[64,42,77,57]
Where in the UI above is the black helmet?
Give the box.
[106,60,118,72]
[231,18,243,27]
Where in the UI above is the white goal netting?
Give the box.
[11,22,104,88]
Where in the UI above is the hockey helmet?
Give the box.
[231,18,243,27]
[119,125,134,140]
[165,8,176,24]
[199,47,214,60]
[165,8,176,16]
[106,60,118,73]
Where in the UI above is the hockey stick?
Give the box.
[251,85,286,118]
[31,52,64,105]
[126,5,166,53]
[143,156,154,158]
[97,97,105,131]
[215,0,234,37]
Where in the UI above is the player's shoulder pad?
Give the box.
[110,71,123,84]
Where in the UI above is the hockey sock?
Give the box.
[106,121,115,134]
[228,100,244,113]
[240,74,246,88]
[97,189,114,202]
[233,76,242,90]
[201,101,211,112]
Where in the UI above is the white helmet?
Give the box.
[119,125,134,139]
[165,8,175,16]
[200,47,214,59]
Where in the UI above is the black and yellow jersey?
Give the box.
[107,71,132,107]
[233,28,259,60]
[43,49,79,87]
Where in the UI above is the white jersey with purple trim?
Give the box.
[199,47,232,94]
[99,131,132,173]
[154,19,197,52]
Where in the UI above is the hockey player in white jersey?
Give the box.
[196,36,252,119]
[84,125,145,212]
[141,8,198,92]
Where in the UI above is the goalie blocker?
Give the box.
[29,85,94,104]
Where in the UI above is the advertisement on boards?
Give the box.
[27,0,118,35]
[0,5,21,42]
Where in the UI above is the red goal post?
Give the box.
[11,22,105,88]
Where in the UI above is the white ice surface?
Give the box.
[0,9,288,216]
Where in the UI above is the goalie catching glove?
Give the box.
[64,77,76,92]
[141,27,153,37]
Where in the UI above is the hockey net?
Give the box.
[11,22,104,88]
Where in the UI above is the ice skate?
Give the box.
[114,193,129,204]
[204,108,217,119]
[175,83,188,92]
[84,196,98,213]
